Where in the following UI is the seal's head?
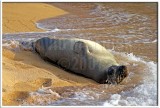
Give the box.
[100,65,128,84]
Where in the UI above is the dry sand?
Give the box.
[2,3,68,33]
[2,3,97,106]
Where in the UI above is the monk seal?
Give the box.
[34,37,128,84]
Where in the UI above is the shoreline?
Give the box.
[2,3,68,33]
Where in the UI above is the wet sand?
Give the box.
[2,3,157,106]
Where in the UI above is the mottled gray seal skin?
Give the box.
[35,37,128,84]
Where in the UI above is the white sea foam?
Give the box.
[90,5,149,26]
[22,87,60,106]
[36,22,106,33]
[103,52,157,106]
[103,81,157,106]
[36,23,51,31]
[50,28,60,32]
[152,39,157,43]
[2,39,36,51]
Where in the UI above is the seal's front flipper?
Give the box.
[73,41,88,56]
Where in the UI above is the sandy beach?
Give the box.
[2,3,157,106]
[2,3,96,106]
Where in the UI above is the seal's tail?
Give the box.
[33,37,56,60]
